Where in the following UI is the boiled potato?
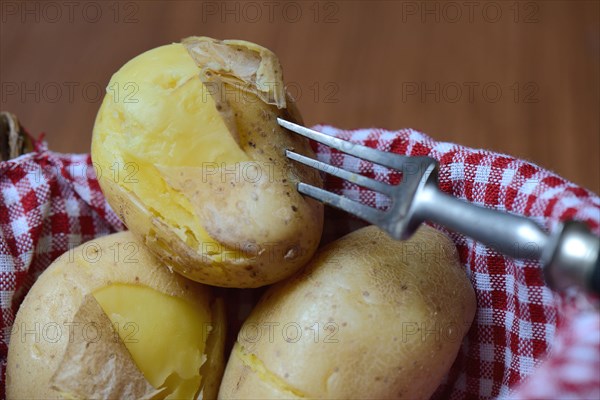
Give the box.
[6,231,225,399]
[91,37,323,288]
[219,225,476,399]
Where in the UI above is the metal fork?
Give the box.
[278,118,600,295]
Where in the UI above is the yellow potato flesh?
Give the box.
[93,284,211,399]
[93,43,249,253]
[234,343,306,397]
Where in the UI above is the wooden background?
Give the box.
[1,0,599,192]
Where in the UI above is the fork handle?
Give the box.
[415,183,600,294]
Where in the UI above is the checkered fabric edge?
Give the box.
[311,125,600,400]
[0,140,124,395]
[509,291,600,399]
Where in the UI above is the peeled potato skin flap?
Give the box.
[5,231,225,400]
[218,225,477,399]
[91,38,324,288]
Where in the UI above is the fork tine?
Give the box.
[297,182,385,226]
[286,150,393,196]
[278,118,427,172]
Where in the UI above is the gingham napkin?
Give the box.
[1,127,599,399]
[0,139,124,396]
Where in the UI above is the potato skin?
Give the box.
[5,231,225,400]
[92,39,324,288]
[219,225,476,399]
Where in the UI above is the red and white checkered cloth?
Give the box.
[1,127,599,399]
[0,139,124,396]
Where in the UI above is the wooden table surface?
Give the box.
[1,0,599,192]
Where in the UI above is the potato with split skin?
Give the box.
[91,36,324,288]
[6,231,226,400]
[219,225,476,399]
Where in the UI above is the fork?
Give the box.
[278,118,600,295]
